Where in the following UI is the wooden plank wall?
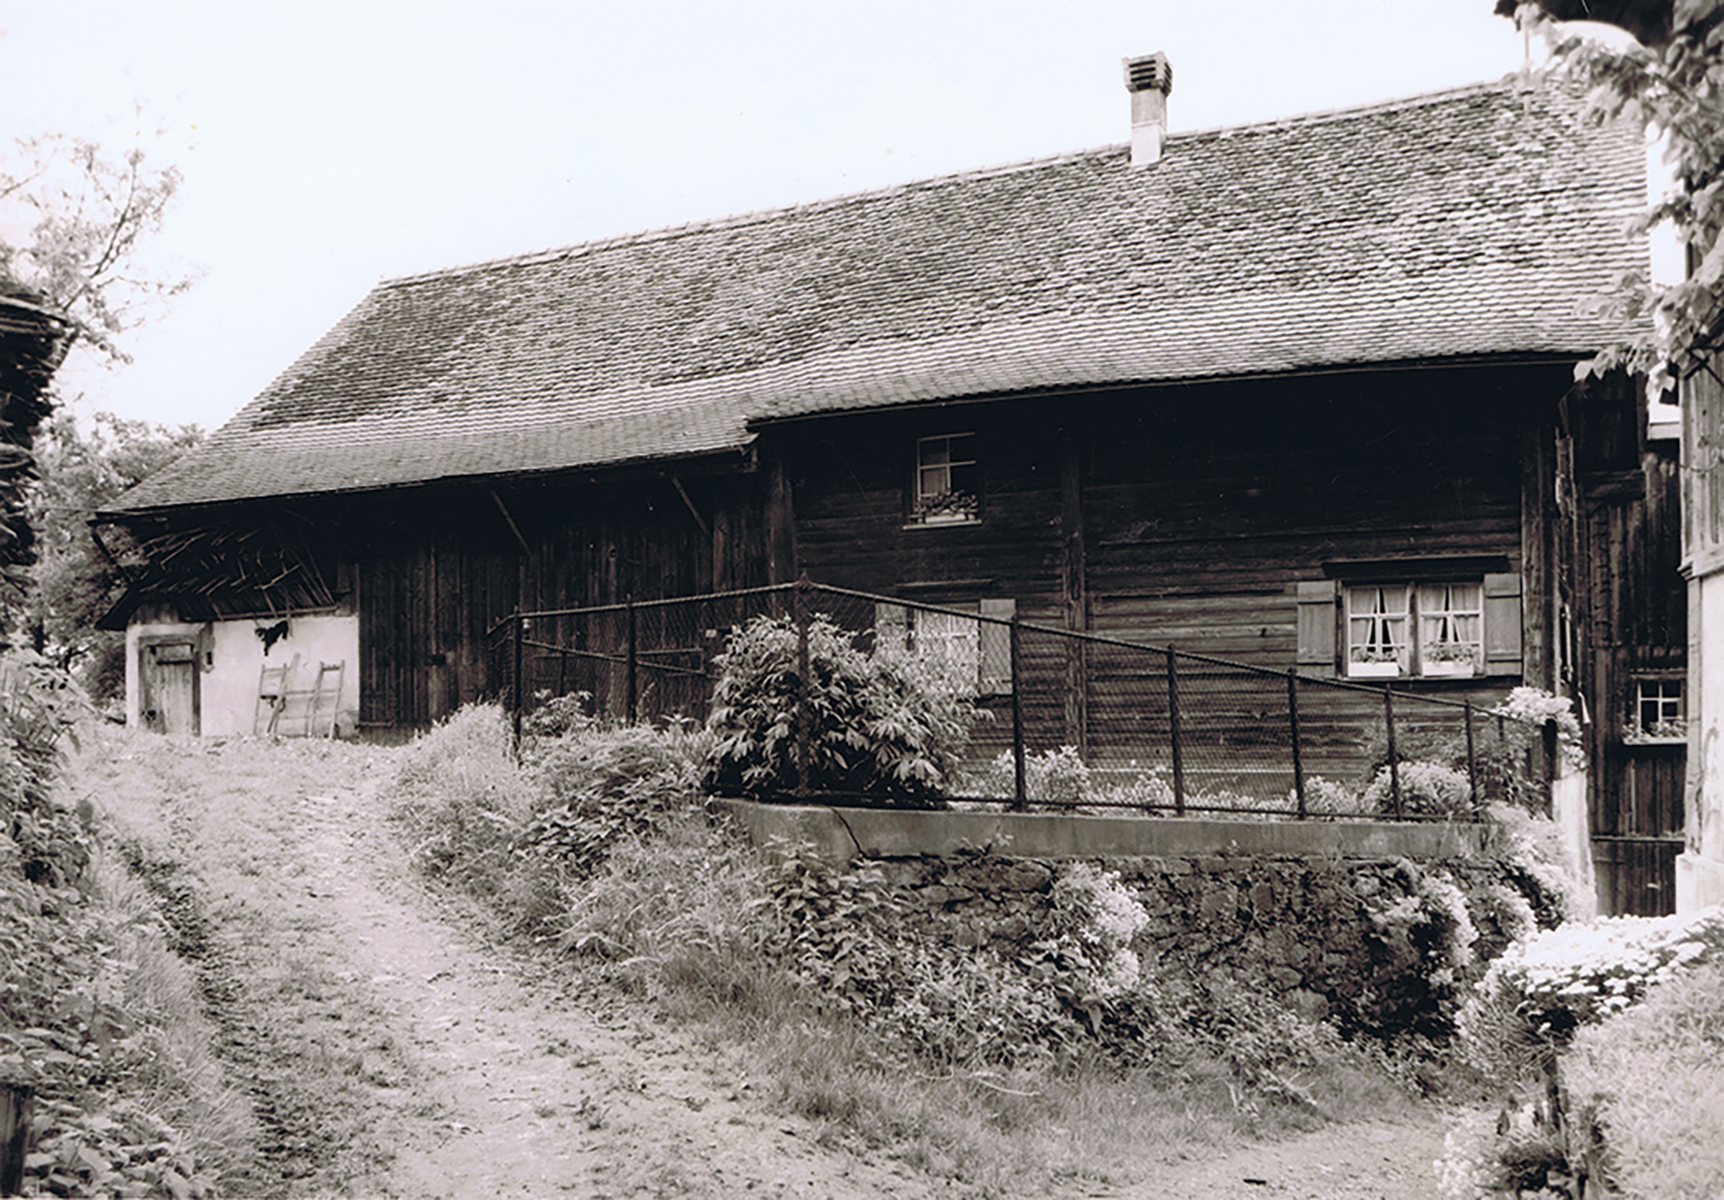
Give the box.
[780,366,1557,788]
[352,469,767,733]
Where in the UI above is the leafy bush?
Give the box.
[1443,909,1724,1200]
[519,688,597,748]
[1465,908,1724,1046]
[1362,759,1473,818]
[1480,802,1583,929]
[1566,960,1724,1200]
[0,655,233,1197]
[703,614,977,806]
[522,720,708,878]
[1285,775,1366,815]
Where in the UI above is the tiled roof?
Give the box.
[112,77,1648,514]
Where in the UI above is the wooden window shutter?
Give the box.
[1483,573,1523,675]
[1296,580,1338,674]
[978,598,1016,694]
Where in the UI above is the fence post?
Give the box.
[625,595,638,725]
[511,611,524,760]
[1542,717,1559,817]
[1384,684,1402,818]
[1465,699,1480,814]
[794,575,812,798]
[1010,613,1026,811]
[1,1083,31,1198]
[1167,647,1185,816]
[1287,669,1306,819]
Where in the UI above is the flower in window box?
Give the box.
[1422,641,1481,678]
[912,488,979,525]
[1622,717,1688,745]
[1348,647,1403,678]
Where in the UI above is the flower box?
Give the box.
[1421,659,1477,679]
[1348,660,1401,679]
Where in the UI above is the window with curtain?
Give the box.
[1345,581,1485,678]
[910,434,980,525]
[875,598,1014,695]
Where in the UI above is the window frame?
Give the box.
[874,597,1014,697]
[1343,579,1486,680]
[1626,675,1687,744]
[908,433,981,527]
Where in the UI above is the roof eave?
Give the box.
[96,440,758,523]
[743,350,1609,430]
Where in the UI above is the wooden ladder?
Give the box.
[254,656,344,738]
[254,653,300,736]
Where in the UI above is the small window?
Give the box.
[1345,581,1485,679]
[875,598,1014,696]
[910,434,980,525]
[1627,677,1686,743]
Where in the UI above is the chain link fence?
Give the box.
[488,580,1558,820]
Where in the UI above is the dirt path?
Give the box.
[73,729,1452,1199]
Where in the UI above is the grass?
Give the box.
[81,841,258,1175]
[389,702,1438,1193]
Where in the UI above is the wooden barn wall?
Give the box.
[1569,370,1687,914]
[352,470,767,733]
[776,366,1561,773]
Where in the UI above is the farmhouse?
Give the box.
[98,62,1683,908]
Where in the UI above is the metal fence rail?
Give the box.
[488,579,1557,819]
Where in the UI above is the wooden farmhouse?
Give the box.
[98,64,1685,909]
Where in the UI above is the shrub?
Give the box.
[1480,802,1583,928]
[1362,759,1473,818]
[703,614,977,806]
[1285,775,1365,815]
[1566,960,1724,1200]
[522,721,707,878]
[1465,908,1724,1046]
[519,688,597,748]
[972,745,1091,804]
[1444,913,1724,1200]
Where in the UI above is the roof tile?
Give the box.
[114,78,1648,513]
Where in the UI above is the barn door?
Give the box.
[140,641,199,735]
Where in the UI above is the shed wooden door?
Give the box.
[140,642,199,735]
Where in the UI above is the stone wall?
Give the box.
[719,801,1539,1036]
[865,849,1526,1034]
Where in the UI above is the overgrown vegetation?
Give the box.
[1440,908,1724,1198]
[378,624,1607,1188]
[0,652,240,1197]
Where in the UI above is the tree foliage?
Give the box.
[25,412,202,696]
[1506,1,1724,387]
[0,131,193,365]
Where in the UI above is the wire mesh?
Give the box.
[489,581,1552,820]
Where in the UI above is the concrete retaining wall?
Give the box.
[715,800,1491,865]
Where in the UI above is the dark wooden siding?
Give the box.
[775,366,1560,778]
[352,466,767,733]
[1578,439,1687,915]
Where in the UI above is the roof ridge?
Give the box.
[384,73,1538,290]
[1175,72,1538,140]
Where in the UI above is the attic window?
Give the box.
[910,434,979,526]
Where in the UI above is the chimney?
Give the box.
[1122,52,1173,166]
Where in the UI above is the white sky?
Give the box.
[1,2,1542,433]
